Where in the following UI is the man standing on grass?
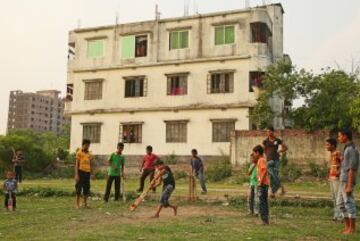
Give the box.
[262,126,287,198]
[337,129,359,234]
[190,149,207,194]
[253,145,270,225]
[325,138,343,222]
[104,142,125,203]
[74,139,93,209]
[137,146,159,193]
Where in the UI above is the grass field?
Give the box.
[1,179,360,241]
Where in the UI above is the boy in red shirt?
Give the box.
[325,138,343,221]
[253,145,270,225]
[137,146,159,193]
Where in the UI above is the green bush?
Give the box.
[207,155,232,182]
[280,163,302,182]
[48,166,74,178]
[174,170,187,180]
[308,162,328,178]
[165,152,178,165]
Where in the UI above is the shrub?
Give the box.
[280,163,302,182]
[207,155,232,182]
[308,162,328,179]
[48,166,74,178]
[174,170,187,180]
[165,152,178,165]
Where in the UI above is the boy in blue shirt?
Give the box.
[3,171,18,211]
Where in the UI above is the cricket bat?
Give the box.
[8,191,13,212]
[129,169,165,212]
[121,176,126,203]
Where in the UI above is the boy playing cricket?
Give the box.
[75,139,92,209]
[253,145,270,225]
[247,153,259,216]
[3,171,18,211]
[325,138,343,221]
[190,149,207,194]
[104,142,125,202]
[12,149,25,183]
[152,160,178,218]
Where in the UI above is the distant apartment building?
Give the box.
[66,3,288,157]
[7,90,69,135]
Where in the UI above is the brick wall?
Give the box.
[230,129,360,166]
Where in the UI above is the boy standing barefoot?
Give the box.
[247,153,259,216]
[75,139,92,209]
[253,145,270,225]
[153,160,177,218]
[337,129,359,234]
[190,149,207,194]
[3,171,18,211]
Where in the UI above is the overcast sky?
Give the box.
[0,0,360,134]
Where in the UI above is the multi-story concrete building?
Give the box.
[7,90,69,135]
[66,3,287,158]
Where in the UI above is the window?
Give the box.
[215,25,235,45]
[87,39,105,58]
[119,123,142,143]
[212,120,236,142]
[170,30,189,50]
[82,123,101,143]
[124,77,146,98]
[249,72,265,92]
[165,121,188,143]
[166,74,188,96]
[121,35,148,59]
[84,80,103,100]
[135,35,148,57]
[250,22,272,44]
[208,72,234,94]
[66,84,74,101]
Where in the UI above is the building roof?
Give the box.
[72,3,284,34]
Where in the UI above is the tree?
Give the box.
[249,59,302,129]
[293,69,360,131]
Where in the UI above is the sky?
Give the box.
[0,0,360,134]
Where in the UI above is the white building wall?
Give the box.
[70,108,249,156]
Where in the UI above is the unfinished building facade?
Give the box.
[66,3,287,158]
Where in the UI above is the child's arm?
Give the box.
[139,157,145,172]
[247,164,256,176]
[74,156,80,181]
[121,159,125,178]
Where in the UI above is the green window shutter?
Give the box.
[225,26,235,44]
[180,31,189,48]
[215,27,224,45]
[121,35,135,59]
[87,40,104,58]
[170,31,179,49]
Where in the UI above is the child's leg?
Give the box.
[149,170,156,192]
[13,194,16,209]
[259,185,269,224]
[104,176,114,202]
[248,186,255,214]
[83,174,91,207]
[154,204,163,218]
[75,180,82,209]
[168,204,178,216]
[199,171,207,193]
[76,195,81,209]
[114,176,120,201]
[254,185,259,215]
[4,194,9,209]
[138,170,150,192]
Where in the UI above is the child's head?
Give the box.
[326,138,337,151]
[265,126,275,138]
[117,142,124,152]
[146,145,153,154]
[82,139,91,151]
[252,145,264,160]
[154,159,164,169]
[6,171,15,179]
[338,129,352,144]
[191,149,198,157]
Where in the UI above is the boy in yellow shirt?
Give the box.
[75,139,92,209]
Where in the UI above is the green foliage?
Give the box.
[280,162,302,182]
[207,155,232,182]
[293,69,360,131]
[164,152,178,165]
[48,166,74,179]
[350,97,360,133]
[307,162,328,179]
[174,170,187,179]
[0,129,70,173]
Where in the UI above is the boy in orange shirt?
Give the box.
[253,145,270,225]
